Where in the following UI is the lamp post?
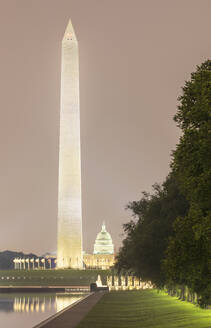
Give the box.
[41,258,45,270]
[30,258,35,270]
[35,258,40,269]
[13,258,17,269]
[22,259,26,270]
[25,258,30,270]
[18,258,22,270]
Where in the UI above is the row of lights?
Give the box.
[13,258,56,270]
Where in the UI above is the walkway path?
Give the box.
[34,292,106,328]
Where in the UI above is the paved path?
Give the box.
[34,292,106,328]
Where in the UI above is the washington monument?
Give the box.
[57,20,83,269]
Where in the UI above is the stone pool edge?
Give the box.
[33,292,92,328]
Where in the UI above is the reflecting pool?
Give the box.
[0,292,86,328]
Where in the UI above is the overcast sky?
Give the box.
[0,0,210,255]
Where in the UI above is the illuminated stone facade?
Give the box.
[83,223,115,269]
[94,223,114,254]
[83,253,115,270]
[57,20,83,269]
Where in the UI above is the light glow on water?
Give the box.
[0,292,86,328]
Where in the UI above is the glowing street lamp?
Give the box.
[18,258,21,270]
[35,258,40,269]
[30,258,35,270]
[14,258,19,270]
[25,258,30,270]
[41,258,45,270]
[21,259,26,270]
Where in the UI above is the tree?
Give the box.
[164,60,211,306]
[116,174,189,287]
[116,60,210,306]
[0,250,38,269]
[172,60,211,209]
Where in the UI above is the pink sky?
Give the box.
[0,0,210,255]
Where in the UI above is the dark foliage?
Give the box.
[116,60,211,307]
[164,60,211,307]
[0,250,38,269]
[115,174,189,287]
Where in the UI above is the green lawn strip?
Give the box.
[77,290,211,328]
[0,269,110,286]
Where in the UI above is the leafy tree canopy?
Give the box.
[116,60,211,307]
[116,174,189,287]
[164,60,211,306]
[172,60,211,210]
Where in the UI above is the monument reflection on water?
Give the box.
[12,294,81,313]
[0,293,85,328]
[0,293,83,313]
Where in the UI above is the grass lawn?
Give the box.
[77,290,211,328]
[0,269,109,286]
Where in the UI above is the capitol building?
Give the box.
[44,223,115,270]
[14,222,115,270]
[83,223,115,270]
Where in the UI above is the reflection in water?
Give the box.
[0,292,86,328]
[0,293,83,314]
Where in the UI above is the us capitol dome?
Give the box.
[93,223,114,254]
[83,222,115,269]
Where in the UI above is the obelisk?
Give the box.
[57,20,83,269]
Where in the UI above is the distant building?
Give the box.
[83,223,115,269]
[93,223,114,254]
[34,223,115,270]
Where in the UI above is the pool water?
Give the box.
[0,292,86,328]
